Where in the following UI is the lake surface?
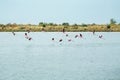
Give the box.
[0,32,120,80]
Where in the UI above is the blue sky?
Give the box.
[0,0,120,24]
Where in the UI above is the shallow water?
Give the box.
[0,32,120,80]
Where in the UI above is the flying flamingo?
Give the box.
[28,37,32,41]
[25,33,27,36]
[80,34,83,38]
[25,33,29,39]
[75,35,78,38]
[24,32,32,40]
[59,39,63,42]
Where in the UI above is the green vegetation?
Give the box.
[110,18,116,25]
[0,19,120,32]
[62,22,69,26]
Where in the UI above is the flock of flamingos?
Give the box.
[12,28,103,42]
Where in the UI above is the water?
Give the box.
[0,32,120,80]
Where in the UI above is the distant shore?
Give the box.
[0,23,120,32]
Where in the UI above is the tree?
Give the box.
[39,22,46,27]
[81,23,88,27]
[49,23,54,26]
[73,24,78,26]
[62,22,69,26]
[39,22,44,26]
[110,18,116,25]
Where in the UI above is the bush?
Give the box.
[107,24,111,29]
[42,24,46,27]
[81,23,88,27]
[73,24,78,26]
[39,22,44,26]
[62,22,69,26]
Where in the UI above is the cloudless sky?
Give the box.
[0,0,120,24]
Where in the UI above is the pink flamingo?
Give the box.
[62,28,65,33]
[25,33,27,36]
[52,38,54,41]
[24,33,32,40]
[93,30,95,35]
[59,39,63,42]
[99,35,103,38]
[28,37,32,41]
[75,35,78,38]
[12,32,15,36]
[25,33,29,39]
[80,34,82,38]
[68,39,71,42]
[66,34,68,37]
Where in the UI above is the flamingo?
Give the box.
[59,39,63,42]
[52,38,54,41]
[80,34,82,38]
[12,32,15,36]
[66,34,68,37]
[62,28,65,33]
[28,37,32,41]
[99,35,103,38]
[68,39,71,42]
[75,35,78,38]
[93,30,95,35]
[25,33,29,39]
[25,33,27,36]
[24,33,32,40]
